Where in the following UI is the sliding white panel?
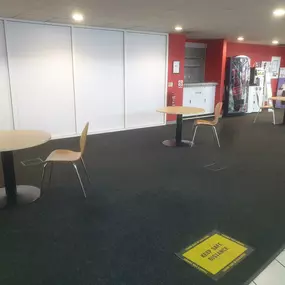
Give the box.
[125,32,166,128]
[73,28,124,133]
[5,21,75,137]
[0,21,13,130]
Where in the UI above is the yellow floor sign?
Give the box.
[177,231,253,280]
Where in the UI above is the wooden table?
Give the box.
[0,130,51,208]
[157,106,205,147]
[269,97,285,124]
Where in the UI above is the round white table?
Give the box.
[0,130,51,208]
[157,106,205,147]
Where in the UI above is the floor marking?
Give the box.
[21,157,43,166]
[204,162,216,167]
[204,162,228,172]
[177,230,254,280]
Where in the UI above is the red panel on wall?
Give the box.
[203,39,227,105]
[167,34,186,121]
[227,42,285,96]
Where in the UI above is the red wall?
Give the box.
[166,37,285,122]
[203,39,227,104]
[227,42,285,95]
[167,34,186,121]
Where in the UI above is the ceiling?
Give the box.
[0,0,284,44]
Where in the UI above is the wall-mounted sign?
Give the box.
[178,80,184,88]
[271,56,281,79]
[173,61,180,74]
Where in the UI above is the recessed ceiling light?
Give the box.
[72,12,84,22]
[175,26,183,31]
[273,9,285,17]
[272,40,279,45]
[237,36,244,41]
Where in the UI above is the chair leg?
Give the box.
[72,163,87,198]
[272,109,276,125]
[212,126,221,148]
[253,110,260,123]
[48,162,53,188]
[40,163,48,194]
[191,125,198,147]
[80,157,91,184]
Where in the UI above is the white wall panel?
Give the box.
[73,28,124,133]
[125,32,166,128]
[0,21,13,130]
[5,21,76,137]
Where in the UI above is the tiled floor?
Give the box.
[249,251,285,285]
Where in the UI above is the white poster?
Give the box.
[279,67,285,78]
[271,56,281,78]
[173,61,180,74]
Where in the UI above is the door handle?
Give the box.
[189,100,191,104]
[204,98,206,102]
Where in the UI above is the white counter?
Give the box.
[184,82,218,87]
[183,82,217,116]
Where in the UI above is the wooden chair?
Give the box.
[253,96,276,124]
[191,102,223,148]
[41,123,90,198]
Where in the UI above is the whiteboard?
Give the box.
[0,21,13,130]
[125,32,166,128]
[72,28,124,133]
[5,21,76,137]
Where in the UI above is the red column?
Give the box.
[167,34,186,122]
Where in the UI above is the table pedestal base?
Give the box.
[0,186,41,208]
[162,139,192,147]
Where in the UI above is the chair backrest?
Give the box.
[213,102,223,124]
[80,122,89,154]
